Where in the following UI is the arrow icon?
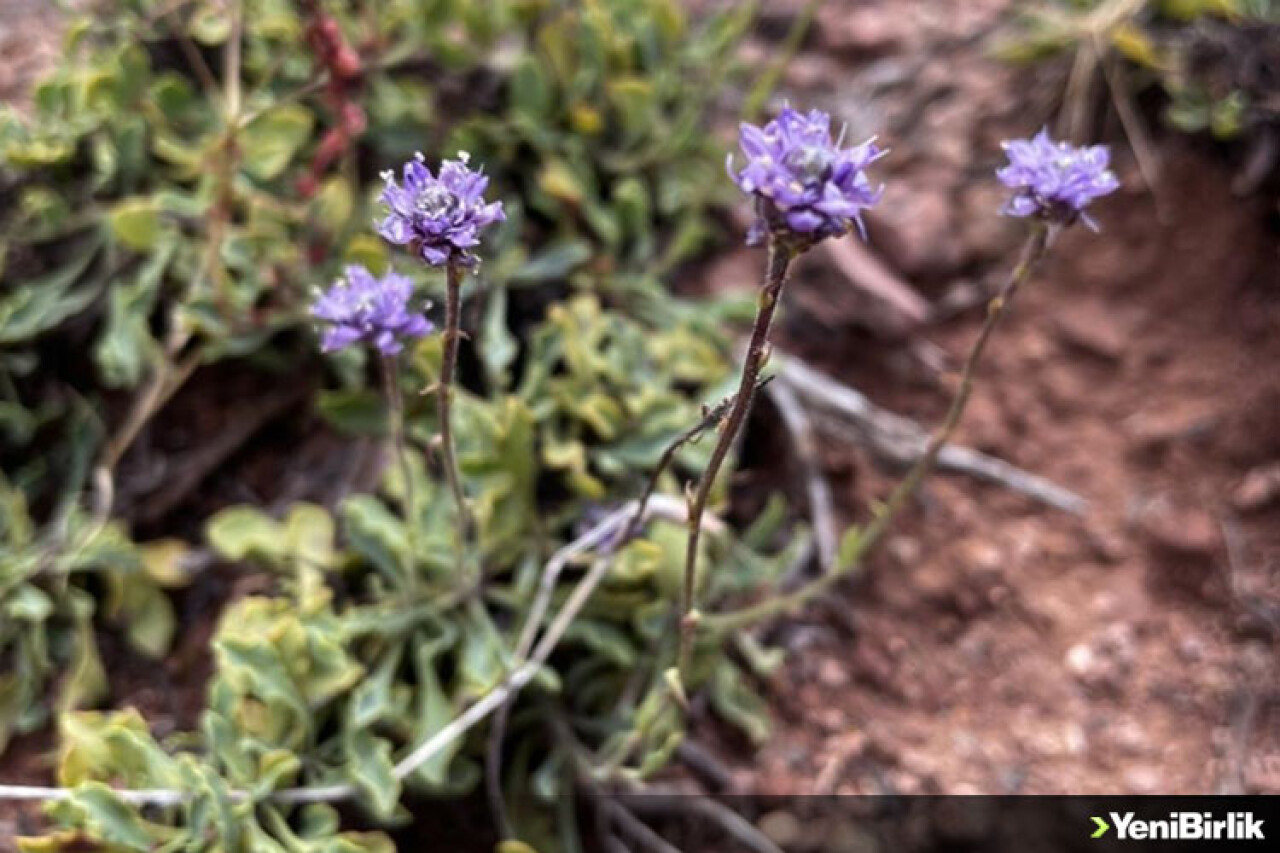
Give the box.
[1091,816,1110,838]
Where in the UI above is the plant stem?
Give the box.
[617,376,772,547]
[439,261,471,569]
[381,354,417,567]
[705,224,1054,635]
[677,239,793,677]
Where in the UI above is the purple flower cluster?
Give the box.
[728,106,885,248]
[376,151,506,267]
[311,265,432,355]
[997,129,1119,229]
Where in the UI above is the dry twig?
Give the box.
[775,354,1088,515]
[766,379,838,572]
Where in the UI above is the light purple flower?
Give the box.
[997,129,1120,229]
[376,151,506,268]
[311,265,432,355]
[727,106,886,248]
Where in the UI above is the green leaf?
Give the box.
[61,783,154,849]
[537,159,586,206]
[407,625,461,787]
[0,237,101,344]
[479,286,518,389]
[108,198,161,251]
[349,648,402,730]
[93,239,174,388]
[189,5,232,44]
[284,502,335,571]
[94,285,159,388]
[837,524,864,569]
[107,575,176,658]
[58,616,108,715]
[138,539,192,587]
[708,660,771,745]
[205,505,284,564]
[346,731,400,819]
[561,620,636,666]
[317,389,387,435]
[510,240,594,285]
[241,105,314,181]
[1109,23,1162,69]
[341,495,411,585]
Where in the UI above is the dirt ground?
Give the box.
[2,0,1279,845]
[701,0,1280,798]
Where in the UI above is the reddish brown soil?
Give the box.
[727,149,1280,796]
[701,0,1280,798]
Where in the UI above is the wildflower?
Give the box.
[376,151,506,267]
[311,265,432,355]
[997,129,1119,229]
[727,106,885,249]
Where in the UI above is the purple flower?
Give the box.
[997,129,1120,229]
[311,265,432,355]
[728,106,886,249]
[376,151,506,268]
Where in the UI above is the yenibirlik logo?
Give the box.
[1091,812,1265,841]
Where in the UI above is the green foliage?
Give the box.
[29,305,804,847]
[0,1,809,850]
[0,420,186,757]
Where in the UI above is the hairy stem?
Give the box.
[706,225,1054,634]
[677,240,793,677]
[618,376,772,547]
[439,261,471,569]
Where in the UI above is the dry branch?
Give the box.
[774,353,1088,515]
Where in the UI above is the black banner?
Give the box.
[592,795,1280,852]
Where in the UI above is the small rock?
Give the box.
[1135,500,1221,560]
[1064,723,1088,755]
[1065,625,1135,694]
[912,560,953,600]
[1065,643,1095,678]
[759,811,804,848]
[1124,405,1219,453]
[886,535,923,566]
[1124,766,1163,794]
[1110,719,1152,756]
[886,769,925,794]
[1052,299,1131,361]
[1232,462,1280,512]
[1040,362,1087,416]
[1178,633,1207,663]
[818,658,851,688]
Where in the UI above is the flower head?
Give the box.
[997,129,1119,229]
[728,106,886,249]
[311,265,432,355]
[376,151,506,267]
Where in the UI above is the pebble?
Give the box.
[1124,766,1163,794]
[1052,300,1132,362]
[1135,500,1221,560]
[818,658,851,688]
[1232,462,1280,512]
[758,810,804,848]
